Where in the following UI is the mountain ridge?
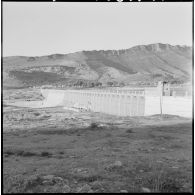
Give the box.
[3,43,192,88]
[3,43,192,58]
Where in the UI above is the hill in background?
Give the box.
[3,43,192,89]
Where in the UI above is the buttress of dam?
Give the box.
[41,88,145,117]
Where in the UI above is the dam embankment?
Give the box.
[41,88,145,116]
[41,88,192,118]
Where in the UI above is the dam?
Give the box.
[41,87,192,118]
[41,88,145,116]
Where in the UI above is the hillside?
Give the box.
[3,43,192,88]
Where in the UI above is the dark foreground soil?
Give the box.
[3,113,192,193]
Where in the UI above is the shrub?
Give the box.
[4,150,15,156]
[18,151,37,157]
[126,128,134,133]
[90,123,99,129]
[41,151,52,157]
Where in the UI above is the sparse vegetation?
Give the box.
[3,44,191,89]
[3,87,192,193]
[41,151,52,157]
[3,115,192,193]
[3,149,53,158]
[89,122,100,129]
[126,128,134,133]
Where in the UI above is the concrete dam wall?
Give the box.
[145,95,192,118]
[41,89,145,116]
[41,88,192,118]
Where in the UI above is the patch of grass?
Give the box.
[35,125,107,136]
[90,123,99,129]
[17,151,37,157]
[3,116,192,193]
[23,175,43,192]
[134,170,187,192]
[126,128,134,133]
[148,133,174,141]
[4,149,37,157]
[74,175,104,183]
[124,159,192,193]
[4,150,15,156]
[105,165,124,173]
[34,112,40,116]
[35,128,79,135]
[35,129,69,135]
[4,149,53,158]
[168,144,183,149]
[3,174,43,193]
[58,151,64,155]
[40,151,52,157]
[9,70,66,86]
[157,176,182,192]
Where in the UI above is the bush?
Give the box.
[17,151,37,157]
[126,128,134,133]
[41,151,52,157]
[4,149,37,157]
[90,123,99,129]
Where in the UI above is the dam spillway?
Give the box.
[41,88,145,117]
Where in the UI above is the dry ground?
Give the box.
[3,89,193,193]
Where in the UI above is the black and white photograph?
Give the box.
[2,0,193,193]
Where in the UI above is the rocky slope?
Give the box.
[3,43,192,88]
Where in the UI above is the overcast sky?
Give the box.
[3,2,192,57]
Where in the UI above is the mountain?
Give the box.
[3,43,192,89]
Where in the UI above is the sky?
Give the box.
[3,2,192,57]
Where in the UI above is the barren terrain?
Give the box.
[3,88,192,193]
[3,43,192,89]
